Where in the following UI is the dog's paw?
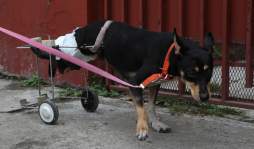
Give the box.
[151,120,171,133]
[136,130,148,141]
[136,121,149,141]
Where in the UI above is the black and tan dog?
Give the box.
[31,21,214,141]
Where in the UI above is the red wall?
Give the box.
[0,0,251,86]
[0,0,87,86]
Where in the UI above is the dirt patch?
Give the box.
[10,139,47,149]
[4,82,27,90]
[0,70,25,81]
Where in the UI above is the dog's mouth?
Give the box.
[185,81,210,102]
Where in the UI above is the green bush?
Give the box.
[22,75,46,87]
[58,87,82,97]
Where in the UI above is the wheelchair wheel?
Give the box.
[81,88,99,112]
[38,100,59,125]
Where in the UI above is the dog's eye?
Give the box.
[194,67,199,72]
[204,65,209,70]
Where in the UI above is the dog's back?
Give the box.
[76,21,173,74]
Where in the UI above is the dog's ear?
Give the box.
[173,28,182,55]
[204,32,215,53]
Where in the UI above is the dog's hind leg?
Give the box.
[148,85,171,133]
[129,88,148,141]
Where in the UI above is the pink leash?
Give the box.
[0,27,141,88]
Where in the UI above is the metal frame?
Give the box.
[17,40,95,111]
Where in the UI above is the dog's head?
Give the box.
[172,29,214,102]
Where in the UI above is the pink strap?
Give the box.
[0,27,140,88]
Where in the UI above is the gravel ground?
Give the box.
[0,78,254,149]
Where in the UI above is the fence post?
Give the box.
[177,0,185,95]
[139,0,144,27]
[83,0,89,86]
[118,0,126,22]
[103,0,112,89]
[199,0,205,47]
[246,0,253,88]
[221,0,230,101]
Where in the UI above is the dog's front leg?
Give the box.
[130,88,148,141]
[148,85,171,133]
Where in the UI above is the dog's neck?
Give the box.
[167,49,181,77]
[75,22,106,44]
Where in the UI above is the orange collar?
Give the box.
[161,42,176,75]
[140,43,176,88]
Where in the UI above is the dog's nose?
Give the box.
[199,92,209,102]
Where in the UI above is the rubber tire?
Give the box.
[81,88,99,112]
[38,100,59,125]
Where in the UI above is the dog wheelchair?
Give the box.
[17,37,99,125]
